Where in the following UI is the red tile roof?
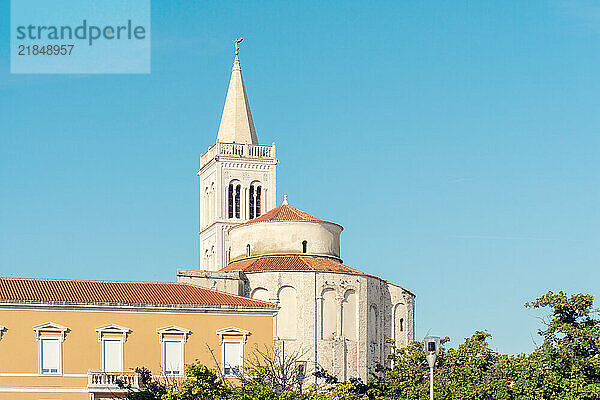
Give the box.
[0,278,274,308]
[231,204,340,230]
[220,255,366,275]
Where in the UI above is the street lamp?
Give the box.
[424,336,440,400]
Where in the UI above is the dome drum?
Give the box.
[229,220,342,262]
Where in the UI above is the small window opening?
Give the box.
[235,185,241,218]
[302,240,307,253]
[228,184,234,218]
[249,186,255,219]
[256,186,262,217]
[246,244,251,257]
[399,318,404,332]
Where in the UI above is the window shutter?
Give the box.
[103,340,122,372]
[223,342,241,375]
[164,341,182,374]
[41,338,60,373]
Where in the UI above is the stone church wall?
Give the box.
[177,268,415,382]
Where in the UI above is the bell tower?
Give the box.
[198,41,278,271]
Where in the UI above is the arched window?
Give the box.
[203,187,209,226]
[342,289,357,340]
[277,286,297,339]
[249,182,262,219]
[393,303,406,344]
[320,288,336,340]
[226,247,231,264]
[209,183,215,222]
[246,244,251,257]
[256,186,261,217]
[251,287,269,301]
[302,240,307,253]
[235,184,240,218]
[228,181,241,219]
[369,305,378,343]
[228,185,234,218]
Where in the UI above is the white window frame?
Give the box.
[95,324,131,373]
[156,326,191,377]
[216,327,249,377]
[33,322,69,376]
[38,335,62,375]
[221,339,243,377]
[162,339,185,376]
[101,337,124,372]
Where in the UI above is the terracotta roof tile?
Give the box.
[232,204,335,230]
[0,278,274,308]
[220,255,366,275]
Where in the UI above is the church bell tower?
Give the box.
[198,40,278,271]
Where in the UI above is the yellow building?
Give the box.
[0,277,277,399]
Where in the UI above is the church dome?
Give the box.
[227,200,343,263]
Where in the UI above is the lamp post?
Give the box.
[424,336,440,400]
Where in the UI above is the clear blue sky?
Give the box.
[1,0,599,355]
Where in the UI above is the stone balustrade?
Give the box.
[200,142,276,168]
[87,371,142,390]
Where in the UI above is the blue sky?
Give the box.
[1,0,599,355]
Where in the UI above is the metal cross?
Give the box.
[234,37,243,56]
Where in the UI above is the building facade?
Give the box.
[0,278,276,399]
[179,51,416,382]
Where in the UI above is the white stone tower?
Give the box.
[198,49,278,271]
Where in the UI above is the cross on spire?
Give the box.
[234,37,243,56]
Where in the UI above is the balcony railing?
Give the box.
[200,142,276,168]
[88,371,143,390]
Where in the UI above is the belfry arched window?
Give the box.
[249,182,262,220]
[235,185,240,218]
[228,181,241,219]
[228,185,233,218]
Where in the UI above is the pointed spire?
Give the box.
[216,40,258,145]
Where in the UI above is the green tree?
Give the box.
[162,362,231,400]
[517,291,600,399]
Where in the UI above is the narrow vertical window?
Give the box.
[302,240,307,253]
[235,185,241,218]
[102,339,123,372]
[163,340,183,376]
[369,305,378,343]
[246,244,251,257]
[249,185,255,219]
[228,184,234,218]
[256,186,262,217]
[399,318,404,332]
[40,338,60,374]
[222,341,242,376]
[321,289,336,339]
